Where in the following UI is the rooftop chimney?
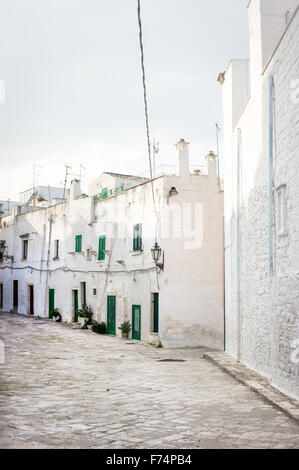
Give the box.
[205,150,217,177]
[69,179,81,200]
[175,138,190,184]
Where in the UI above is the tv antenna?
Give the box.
[152,139,159,178]
[63,165,72,199]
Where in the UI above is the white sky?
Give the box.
[0,0,249,200]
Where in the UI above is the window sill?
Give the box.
[131,250,143,256]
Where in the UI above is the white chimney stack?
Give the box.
[176,138,190,184]
[69,179,81,200]
[205,150,217,177]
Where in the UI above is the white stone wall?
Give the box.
[222,2,299,399]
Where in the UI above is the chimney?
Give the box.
[205,150,217,177]
[175,138,190,184]
[69,179,81,200]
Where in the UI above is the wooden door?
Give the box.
[29,285,34,315]
[49,289,55,319]
[132,305,141,340]
[13,280,18,309]
[107,295,116,335]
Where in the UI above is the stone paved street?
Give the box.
[0,312,298,449]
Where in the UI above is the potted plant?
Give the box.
[118,320,131,338]
[91,321,106,334]
[51,308,62,322]
[78,304,93,328]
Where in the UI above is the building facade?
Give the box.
[220,0,299,399]
[0,140,224,349]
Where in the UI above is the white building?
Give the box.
[220,0,299,399]
[0,140,224,348]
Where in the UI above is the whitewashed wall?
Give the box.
[222,1,299,399]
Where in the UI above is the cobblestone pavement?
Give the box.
[0,312,298,449]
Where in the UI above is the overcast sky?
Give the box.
[0,0,249,200]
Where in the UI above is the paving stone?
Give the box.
[0,312,299,449]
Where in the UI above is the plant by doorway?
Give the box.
[51,308,61,322]
[118,320,131,338]
[78,304,93,328]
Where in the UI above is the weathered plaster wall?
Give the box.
[222,3,299,399]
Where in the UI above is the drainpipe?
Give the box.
[44,216,53,317]
[236,128,242,362]
[269,75,274,276]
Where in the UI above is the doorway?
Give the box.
[13,280,18,311]
[107,295,116,335]
[28,285,34,315]
[49,289,55,319]
[0,283,3,310]
[72,290,79,322]
[80,282,86,307]
[132,305,141,340]
[151,293,159,333]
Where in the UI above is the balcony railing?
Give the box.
[94,164,208,201]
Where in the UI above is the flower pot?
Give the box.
[122,332,128,338]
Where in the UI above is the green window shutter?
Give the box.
[98,235,106,260]
[133,224,142,251]
[75,235,82,252]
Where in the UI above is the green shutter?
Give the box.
[75,234,82,252]
[133,224,142,251]
[98,235,106,260]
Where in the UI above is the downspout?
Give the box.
[44,215,53,317]
[236,128,242,362]
[268,75,274,276]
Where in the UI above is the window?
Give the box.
[86,248,92,260]
[75,234,82,252]
[133,224,142,251]
[54,240,59,259]
[93,288,97,296]
[22,239,28,260]
[276,185,287,236]
[98,235,106,260]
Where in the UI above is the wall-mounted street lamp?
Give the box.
[151,242,164,271]
[169,186,178,197]
[167,186,178,204]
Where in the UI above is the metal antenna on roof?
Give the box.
[63,165,72,199]
[33,164,44,192]
[153,139,159,178]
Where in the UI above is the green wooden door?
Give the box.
[73,290,79,322]
[132,305,141,340]
[49,289,55,319]
[107,295,116,335]
[153,293,159,333]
